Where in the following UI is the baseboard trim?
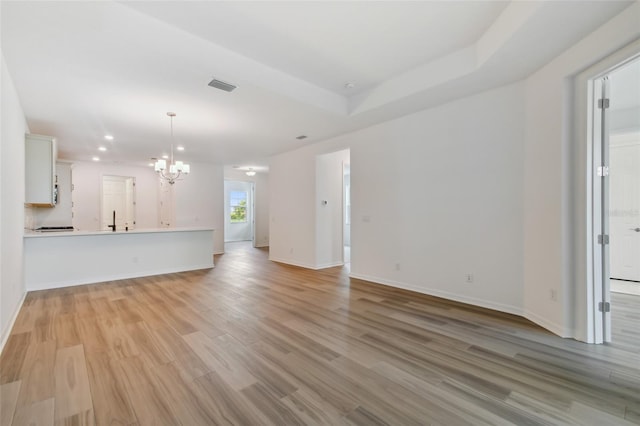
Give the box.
[0,290,27,355]
[269,257,321,270]
[523,309,571,338]
[348,272,572,338]
[269,256,344,270]
[348,272,524,316]
[315,261,344,269]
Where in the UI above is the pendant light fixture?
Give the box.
[155,112,190,185]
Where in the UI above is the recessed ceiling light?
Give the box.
[344,82,356,89]
[148,162,154,167]
[92,156,100,162]
[162,154,169,159]
[104,135,114,141]
[176,146,185,151]
[98,146,107,152]
[296,135,308,140]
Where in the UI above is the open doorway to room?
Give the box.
[316,149,350,269]
[224,180,255,245]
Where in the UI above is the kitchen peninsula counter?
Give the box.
[24,227,215,290]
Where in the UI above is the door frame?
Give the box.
[223,179,255,244]
[573,41,640,343]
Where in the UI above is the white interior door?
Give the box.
[102,175,135,230]
[610,137,640,281]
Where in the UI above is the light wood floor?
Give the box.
[1,242,639,425]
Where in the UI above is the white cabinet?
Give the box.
[25,134,57,207]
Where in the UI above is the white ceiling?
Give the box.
[1,1,633,169]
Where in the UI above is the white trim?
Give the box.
[26,264,214,292]
[269,256,322,270]
[348,272,523,317]
[523,310,572,338]
[315,261,344,270]
[0,291,27,355]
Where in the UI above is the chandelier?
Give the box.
[154,112,190,185]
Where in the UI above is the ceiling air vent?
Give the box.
[208,78,237,92]
[296,135,307,140]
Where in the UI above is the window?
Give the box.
[230,191,247,223]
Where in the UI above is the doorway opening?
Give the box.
[224,180,255,245]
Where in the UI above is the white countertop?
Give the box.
[24,227,214,238]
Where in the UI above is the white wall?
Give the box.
[1,53,28,350]
[270,83,525,310]
[316,149,349,268]
[224,168,270,247]
[350,83,525,314]
[71,161,159,231]
[174,162,224,254]
[268,2,640,339]
[523,2,640,338]
[224,180,253,242]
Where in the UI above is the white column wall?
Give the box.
[1,53,29,351]
[269,151,318,268]
[174,162,224,254]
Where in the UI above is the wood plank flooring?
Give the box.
[1,242,639,425]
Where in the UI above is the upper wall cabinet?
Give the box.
[25,133,57,207]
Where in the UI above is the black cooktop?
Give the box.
[35,226,74,232]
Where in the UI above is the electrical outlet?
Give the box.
[465,274,474,283]
[550,289,557,301]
